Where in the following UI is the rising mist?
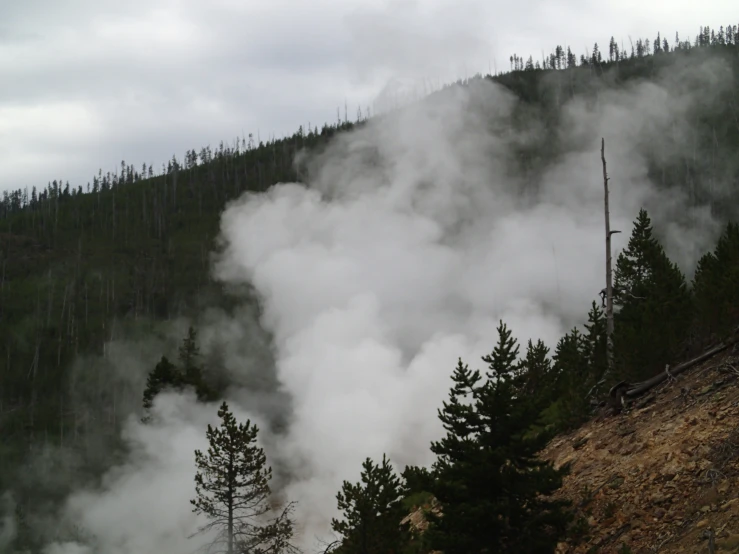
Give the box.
[30,53,734,553]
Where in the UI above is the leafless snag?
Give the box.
[664,364,677,385]
[602,138,618,387]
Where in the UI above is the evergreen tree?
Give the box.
[142,328,217,421]
[613,209,692,381]
[654,32,662,54]
[514,338,554,405]
[548,329,591,430]
[582,302,607,395]
[331,455,409,554]
[693,222,739,338]
[141,356,183,422]
[191,402,296,554]
[591,43,602,64]
[539,305,607,431]
[566,47,577,68]
[425,321,571,553]
[178,326,217,400]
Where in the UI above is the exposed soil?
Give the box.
[543,345,739,553]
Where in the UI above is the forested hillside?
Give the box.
[2,23,739,554]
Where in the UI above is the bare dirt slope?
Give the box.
[543,346,739,553]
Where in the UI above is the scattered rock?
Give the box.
[651,492,669,504]
[699,486,720,507]
[717,534,739,551]
[608,476,624,489]
[616,425,636,437]
[538,346,739,554]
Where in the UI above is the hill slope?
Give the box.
[543,340,739,553]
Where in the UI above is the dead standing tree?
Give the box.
[588,138,621,401]
[602,137,620,384]
[591,142,739,414]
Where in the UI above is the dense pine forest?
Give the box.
[2,23,739,553]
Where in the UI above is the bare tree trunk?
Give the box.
[228,455,234,554]
[58,282,68,367]
[1,256,5,307]
[602,138,617,379]
[60,392,64,448]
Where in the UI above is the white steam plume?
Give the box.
[213,68,726,545]
[0,492,17,551]
[40,56,731,553]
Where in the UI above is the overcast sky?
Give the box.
[0,0,735,192]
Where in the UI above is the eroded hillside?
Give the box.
[543,343,739,553]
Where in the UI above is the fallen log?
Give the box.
[624,341,733,399]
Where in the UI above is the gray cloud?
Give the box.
[1,0,735,190]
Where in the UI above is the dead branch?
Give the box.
[719,362,739,377]
[599,286,645,308]
[318,540,341,554]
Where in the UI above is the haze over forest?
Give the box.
[1,3,739,554]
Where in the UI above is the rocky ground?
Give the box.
[543,346,739,553]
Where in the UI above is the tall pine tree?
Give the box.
[425,321,571,553]
[191,402,296,554]
[613,209,692,381]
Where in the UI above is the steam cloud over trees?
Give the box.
[1,23,739,554]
